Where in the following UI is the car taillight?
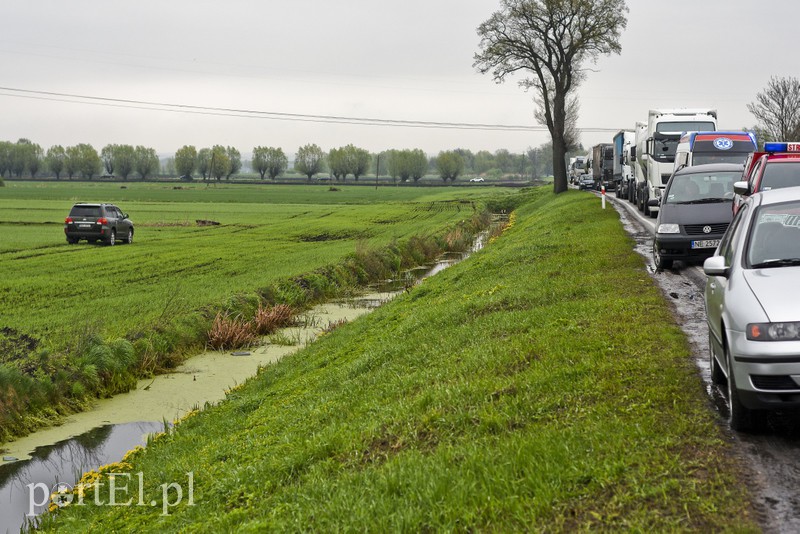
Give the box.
[65,217,73,224]
[98,217,108,225]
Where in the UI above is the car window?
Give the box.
[746,201,800,266]
[69,205,101,217]
[759,162,800,191]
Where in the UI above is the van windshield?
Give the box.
[692,152,750,166]
[664,171,739,204]
[656,121,715,134]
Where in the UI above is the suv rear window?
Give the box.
[70,205,102,217]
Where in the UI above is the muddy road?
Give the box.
[603,191,800,533]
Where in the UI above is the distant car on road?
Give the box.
[64,203,134,246]
[469,177,485,182]
[652,164,741,270]
[578,176,595,190]
[704,186,800,431]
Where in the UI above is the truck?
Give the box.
[612,130,635,201]
[632,108,717,217]
[568,155,588,183]
[673,131,757,172]
[591,143,614,191]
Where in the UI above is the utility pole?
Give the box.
[375,154,380,190]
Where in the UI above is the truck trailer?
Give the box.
[612,130,635,200]
[568,155,588,183]
[591,143,614,191]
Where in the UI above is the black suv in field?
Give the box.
[64,203,134,245]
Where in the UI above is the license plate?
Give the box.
[78,224,91,229]
[691,239,720,249]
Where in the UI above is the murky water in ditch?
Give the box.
[0,232,489,531]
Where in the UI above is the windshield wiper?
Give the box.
[675,198,728,204]
[751,258,800,268]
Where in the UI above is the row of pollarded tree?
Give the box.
[0,140,160,180]
[1,137,538,182]
[176,143,469,182]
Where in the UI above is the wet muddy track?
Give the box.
[605,191,800,533]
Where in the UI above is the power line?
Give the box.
[0,86,623,133]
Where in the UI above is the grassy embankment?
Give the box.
[39,187,757,531]
[0,182,510,443]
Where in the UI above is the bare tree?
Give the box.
[747,76,800,144]
[474,0,628,193]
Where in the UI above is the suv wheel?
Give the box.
[67,237,78,244]
[107,230,116,246]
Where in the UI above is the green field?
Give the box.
[0,181,512,441]
[0,181,504,341]
[36,188,757,531]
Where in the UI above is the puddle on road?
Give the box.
[0,230,490,531]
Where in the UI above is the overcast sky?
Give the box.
[0,0,797,159]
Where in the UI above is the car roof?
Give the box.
[762,153,800,161]
[674,163,744,176]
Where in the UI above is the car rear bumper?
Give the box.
[65,225,110,240]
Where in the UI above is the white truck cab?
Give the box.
[633,109,717,217]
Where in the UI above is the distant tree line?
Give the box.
[0,138,573,183]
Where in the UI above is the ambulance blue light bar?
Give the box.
[764,142,800,153]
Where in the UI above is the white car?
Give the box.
[469,177,485,183]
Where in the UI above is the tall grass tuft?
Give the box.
[207,313,258,350]
[253,304,295,335]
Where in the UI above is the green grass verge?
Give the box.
[37,188,757,531]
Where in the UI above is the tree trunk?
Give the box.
[551,95,569,194]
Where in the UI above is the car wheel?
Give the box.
[107,230,116,246]
[709,330,725,385]
[726,339,755,432]
[652,241,673,270]
[124,228,133,244]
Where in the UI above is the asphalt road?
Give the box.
[596,187,800,533]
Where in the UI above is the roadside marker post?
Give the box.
[601,185,606,209]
